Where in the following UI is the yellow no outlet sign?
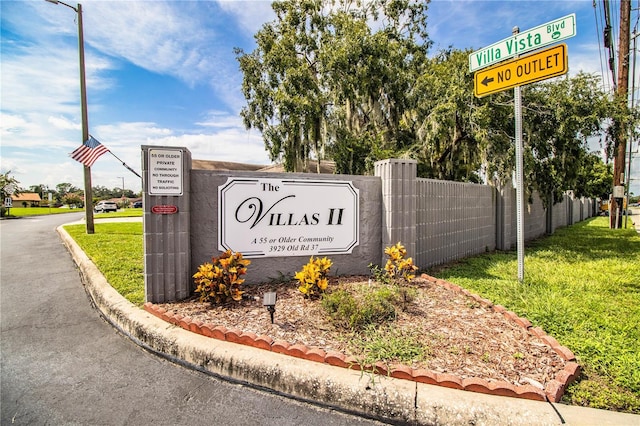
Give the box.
[474,44,568,98]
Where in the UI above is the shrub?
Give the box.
[368,263,391,285]
[193,250,250,305]
[367,242,420,309]
[321,284,397,330]
[295,256,332,298]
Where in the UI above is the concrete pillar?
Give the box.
[495,184,513,251]
[141,146,192,303]
[545,193,554,235]
[374,159,417,259]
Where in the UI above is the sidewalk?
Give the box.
[56,223,640,426]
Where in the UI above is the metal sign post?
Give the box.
[470,17,576,282]
[514,78,525,282]
[512,26,526,283]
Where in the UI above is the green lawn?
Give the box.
[5,207,85,216]
[94,209,143,219]
[4,207,143,218]
[63,216,639,413]
[64,222,144,305]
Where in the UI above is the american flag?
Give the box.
[70,135,109,167]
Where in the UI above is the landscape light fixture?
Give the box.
[262,292,277,324]
[45,0,95,234]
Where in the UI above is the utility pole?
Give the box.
[46,0,94,233]
[611,0,631,229]
[625,31,638,228]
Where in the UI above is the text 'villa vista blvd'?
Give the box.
[469,14,576,72]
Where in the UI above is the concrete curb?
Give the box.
[56,225,640,425]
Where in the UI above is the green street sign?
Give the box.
[469,13,576,72]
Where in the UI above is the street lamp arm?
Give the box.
[44,0,78,13]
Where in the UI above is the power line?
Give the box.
[604,0,618,90]
[594,0,608,91]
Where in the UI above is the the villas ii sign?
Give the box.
[218,178,359,258]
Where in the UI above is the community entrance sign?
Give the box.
[218,177,359,258]
[469,13,575,72]
[474,44,568,97]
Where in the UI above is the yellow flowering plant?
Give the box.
[384,242,418,283]
[381,242,419,310]
[193,250,251,305]
[295,256,333,298]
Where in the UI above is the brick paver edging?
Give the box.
[143,273,580,403]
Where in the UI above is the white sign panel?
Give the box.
[218,178,359,258]
[148,148,183,196]
[469,13,576,72]
[3,183,16,195]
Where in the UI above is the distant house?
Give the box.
[11,193,42,207]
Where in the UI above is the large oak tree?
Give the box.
[236,0,626,206]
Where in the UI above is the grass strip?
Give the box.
[5,207,142,218]
[64,222,144,305]
[5,207,84,217]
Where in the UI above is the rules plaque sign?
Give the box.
[218,178,359,258]
[148,148,183,196]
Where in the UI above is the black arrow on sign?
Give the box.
[481,75,494,86]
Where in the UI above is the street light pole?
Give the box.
[118,176,125,207]
[45,0,94,233]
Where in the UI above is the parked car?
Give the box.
[133,201,143,208]
[94,200,118,213]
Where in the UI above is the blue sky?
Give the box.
[1,0,638,196]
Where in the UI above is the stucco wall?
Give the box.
[190,170,382,285]
[142,147,597,303]
[416,179,495,268]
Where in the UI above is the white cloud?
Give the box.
[1,113,29,135]
[195,110,246,128]
[48,116,82,131]
[77,119,269,192]
[217,0,275,35]
[79,1,211,84]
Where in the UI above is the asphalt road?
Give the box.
[0,213,384,425]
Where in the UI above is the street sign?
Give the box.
[474,44,568,98]
[469,14,575,72]
[4,197,13,208]
[3,183,17,195]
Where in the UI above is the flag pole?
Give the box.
[76,3,94,234]
[108,151,142,179]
